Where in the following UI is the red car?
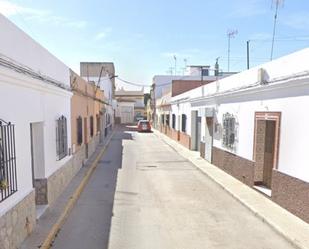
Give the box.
[137,120,151,132]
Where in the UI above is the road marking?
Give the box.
[40,131,115,249]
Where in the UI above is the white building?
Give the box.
[159,48,309,223]
[115,87,145,123]
[80,62,115,136]
[0,14,73,249]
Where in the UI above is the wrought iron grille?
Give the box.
[56,116,68,160]
[172,114,176,129]
[222,113,236,149]
[77,116,83,145]
[166,114,170,127]
[181,114,187,132]
[90,116,94,137]
[0,119,17,202]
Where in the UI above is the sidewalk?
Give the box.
[153,129,309,249]
[20,131,115,249]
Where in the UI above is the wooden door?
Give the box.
[253,112,280,189]
[263,120,276,188]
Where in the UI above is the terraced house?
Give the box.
[0,14,73,249]
[0,14,115,249]
[70,70,106,167]
[157,48,309,223]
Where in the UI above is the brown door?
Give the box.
[253,112,280,189]
[263,120,276,187]
[84,117,88,158]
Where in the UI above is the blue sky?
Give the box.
[1,0,309,90]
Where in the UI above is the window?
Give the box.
[56,116,68,160]
[181,114,186,132]
[90,116,94,137]
[222,113,236,149]
[166,114,170,127]
[0,119,17,202]
[172,114,176,129]
[77,116,83,145]
[161,114,164,124]
[96,115,101,133]
[202,69,209,76]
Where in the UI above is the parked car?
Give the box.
[137,120,151,132]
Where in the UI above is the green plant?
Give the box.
[0,179,8,190]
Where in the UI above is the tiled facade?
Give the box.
[179,132,191,149]
[212,147,255,187]
[272,170,309,223]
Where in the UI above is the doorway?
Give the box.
[196,117,201,151]
[253,112,280,189]
[30,122,46,207]
[84,117,88,159]
[205,117,213,162]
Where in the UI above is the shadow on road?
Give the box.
[52,125,133,249]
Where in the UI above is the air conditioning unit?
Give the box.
[257,68,267,85]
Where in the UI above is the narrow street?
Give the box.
[51,125,292,249]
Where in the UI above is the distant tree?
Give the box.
[144,93,151,106]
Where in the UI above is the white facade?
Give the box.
[0,14,72,215]
[169,48,309,183]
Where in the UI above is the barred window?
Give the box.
[222,113,236,149]
[56,116,68,160]
[90,116,94,137]
[77,116,83,145]
[172,114,176,129]
[181,114,186,132]
[96,115,100,133]
[0,119,17,202]
[166,114,170,127]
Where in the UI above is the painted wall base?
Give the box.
[0,191,36,249]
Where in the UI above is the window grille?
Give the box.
[90,116,94,137]
[96,115,100,133]
[56,116,68,160]
[181,114,187,132]
[222,113,236,149]
[0,119,17,202]
[172,114,176,129]
[166,114,170,127]
[77,116,83,145]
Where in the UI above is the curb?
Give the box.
[40,131,115,249]
[153,129,308,249]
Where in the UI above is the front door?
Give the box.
[196,117,201,151]
[253,112,280,189]
[84,117,88,159]
[205,117,213,162]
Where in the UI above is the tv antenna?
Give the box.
[227,29,238,72]
[270,0,284,61]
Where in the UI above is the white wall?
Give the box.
[0,66,72,216]
[169,48,309,183]
[0,14,70,85]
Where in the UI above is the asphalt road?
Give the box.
[52,126,293,249]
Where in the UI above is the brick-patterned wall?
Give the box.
[166,126,172,138]
[200,142,205,158]
[272,170,309,223]
[179,132,191,149]
[170,128,179,141]
[212,147,255,186]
